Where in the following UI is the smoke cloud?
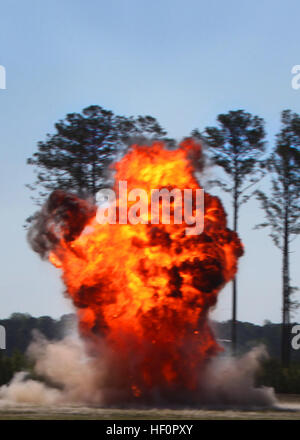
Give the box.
[0,331,276,408]
[199,346,276,408]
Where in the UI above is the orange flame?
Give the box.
[48,139,243,403]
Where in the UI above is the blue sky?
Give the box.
[0,0,299,324]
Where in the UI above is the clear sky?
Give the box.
[0,0,299,324]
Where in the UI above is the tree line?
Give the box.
[1,314,300,392]
[26,106,300,367]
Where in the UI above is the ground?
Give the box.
[0,395,300,420]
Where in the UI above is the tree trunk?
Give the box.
[232,278,237,355]
[91,160,96,198]
[281,198,290,367]
[232,186,238,355]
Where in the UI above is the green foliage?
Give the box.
[0,313,74,356]
[0,313,75,387]
[193,109,266,217]
[256,358,300,394]
[0,350,30,387]
[26,105,168,206]
[255,110,300,249]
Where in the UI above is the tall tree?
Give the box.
[26,105,168,207]
[192,110,266,353]
[256,110,300,366]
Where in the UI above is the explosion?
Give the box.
[28,139,244,405]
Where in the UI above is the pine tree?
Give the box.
[256,110,300,366]
[26,105,168,210]
[193,110,266,353]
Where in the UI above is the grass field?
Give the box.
[0,395,300,420]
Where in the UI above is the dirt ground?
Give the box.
[0,394,299,420]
